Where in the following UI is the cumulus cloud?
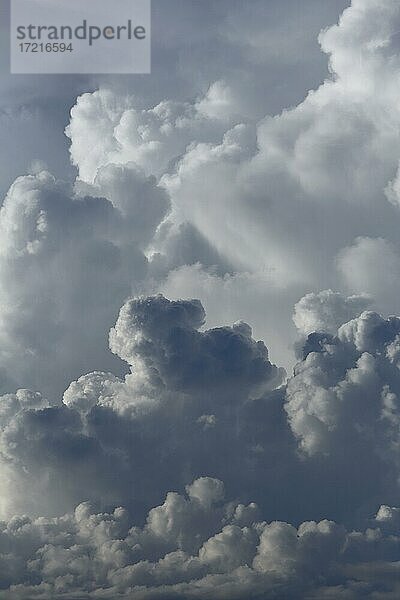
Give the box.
[3,0,400,597]
[293,290,371,337]
[0,168,170,396]
[1,477,400,599]
[3,0,399,388]
[0,295,286,520]
[58,0,400,376]
[0,0,349,205]
[286,308,400,479]
[0,292,398,597]
[65,86,242,184]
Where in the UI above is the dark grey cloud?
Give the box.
[0,295,399,598]
[2,479,400,600]
[0,295,285,518]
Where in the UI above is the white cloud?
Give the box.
[286,309,400,459]
[293,290,371,336]
[1,478,400,598]
[0,168,170,397]
[66,87,241,184]
[60,0,400,376]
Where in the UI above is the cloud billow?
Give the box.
[3,0,400,597]
[0,293,398,597]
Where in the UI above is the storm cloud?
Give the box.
[1,0,400,597]
[0,294,398,597]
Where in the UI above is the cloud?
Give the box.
[65,87,241,184]
[0,168,170,397]
[0,295,286,520]
[3,0,400,597]
[0,0,392,393]
[0,291,397,596]
[0,0,349,205]
[286,308,400,474]
[59,0,400,377]
[337,237,400,314]
[1,477,400,599]
[293,290,371,337]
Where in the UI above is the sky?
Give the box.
[3,0,400,598]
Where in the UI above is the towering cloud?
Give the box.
[0,168,170,396]
[0,295,285,518]
[1,0,400,597]
[61,0,400,373]
[0,294,399,597]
